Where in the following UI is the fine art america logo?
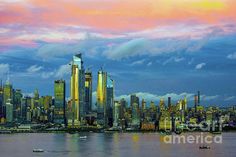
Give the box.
[163,118,223,144]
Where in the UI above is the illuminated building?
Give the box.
[150,101,157,121]
[130,94,139,108]
[120,98,126,119]
[106,75,114,127]
[6,100,13,123]
[0,80,3,117]
[3,80,13,118]
[20,97,27,121]
[141,99,146,120]
[85,71,92,113]
[113,101,121,127]
[26,107,31,122]
[159,99,165,112]
[141,99,146,111]
[184,97,187,111]
[159,111,172,131]
[54,80,66,125]
[43,96,52,110]
[34,89,39,108]
[96,70,107,126]
[13,89,22,121]
[206,110,213,125]
[131,103,140,128]
[69,54,85,127]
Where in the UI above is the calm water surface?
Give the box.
[0,132,236,157]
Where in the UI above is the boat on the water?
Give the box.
[33,149,44,153]
[79,136,87,139]
[199,145,210,149]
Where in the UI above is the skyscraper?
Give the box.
[85,70,92,113]
[106,75,114,127]
[13,89,22,121]
[34,89,39,108]
[54,80,66,125]
[0,80,3,117]
[3,80,13,118]
[130,94,139,108]
[96,70,107,126]
[113,101,121,127]
[6,100,13,123]
[131,103,140,128]
[168,97,171,109]
[198,91,200,105]
[69,54,85,127]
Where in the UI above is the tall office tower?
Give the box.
[141,99,146,111]
[54,80,66,125]
[131,103,140,128]
[96,70,107,126]
[43,96,53,110]
[0,80,3,117]
[184,97,187,111]
[21,96,31,121]
[6,99,13,123]
[69,54,85,127]
[106,75,114,127]
[26,107,31,122]
[197,91,200,105]
[13,89,22,121]
[34,89,39,108]
[194,95,198,113]
[3,80,13,118]
[168,97,171,109]
[85,71,92,113]
[120,98,126,119]
[113,101,121,127]
[130,94,139,108]
[141,99,146,120]
[159,99,165,112]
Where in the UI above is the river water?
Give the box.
[0,132,235,157]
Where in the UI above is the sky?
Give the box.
[0,0,236,107]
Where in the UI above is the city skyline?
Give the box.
[0,53,234,109]
[0,0,236,106]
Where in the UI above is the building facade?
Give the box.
[69,54,85,127]
[54,80,66,125]
[85,71,92,113]
[96,70,107,126]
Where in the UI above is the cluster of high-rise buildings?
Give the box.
[0,54,236,131]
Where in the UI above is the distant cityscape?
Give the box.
[0,53,236,133]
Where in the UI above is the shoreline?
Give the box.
[1,129,236,134]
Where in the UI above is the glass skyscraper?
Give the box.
[54,80,66,125]
[69,53,85,127]
[3,80,13,118]
[0,81,3,117]
[96,70,107,126]
[6,100,13,123]
[85,71,92,113]
[13,89,22,121]
[106,75,114,127]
